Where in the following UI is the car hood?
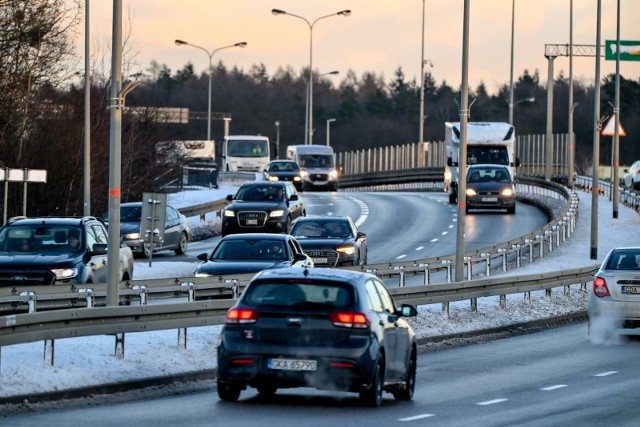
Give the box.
[119,222,140,235]
[268,172,300,178]
[196,260,290,276]
[226,201,284,210]
[296,238,349,250]
[0,253,81,267]
[467,182,512,192]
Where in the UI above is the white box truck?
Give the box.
[444,122,519,203]
[222,135,270,172]
[286,144,338,191]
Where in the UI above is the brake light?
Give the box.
[330,312,370,329]
[226,308,258,324]
[593,277,610,298]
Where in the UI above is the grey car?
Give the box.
[103,202,190,258]
[465,164,516,214]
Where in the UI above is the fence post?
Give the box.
[481,253,491,276]
[416,263,430,285]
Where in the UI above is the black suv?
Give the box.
[0,216,134,287]
[221,182,306,236]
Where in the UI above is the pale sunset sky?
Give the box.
[77,1,638,93]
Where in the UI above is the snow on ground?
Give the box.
[0,187,638,400]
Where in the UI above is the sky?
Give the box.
[75,0,640,94]
[1,183,639,402]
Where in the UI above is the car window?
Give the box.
[243,282,354,308]
[166,206,178,221]
[606,250,640,270]
[365,280,384,312]
[373,279,396,313]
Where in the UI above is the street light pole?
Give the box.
[326,118,336,147]
[275,121,280,159]
[272,9,350,145]
[508,0,515,125]
[83,0,91,216]
[175,39,247,141]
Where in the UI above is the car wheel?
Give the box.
[174,232,188,255]
[393,349,416,401]
[360,356,383,407]
[507,206,516,215]
[256,385,277,396]
[217,379,241,402]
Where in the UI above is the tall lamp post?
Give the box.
[272,8,351,145]
[275,121,280,159]
[419,59,433,166]
[326,118,336,147]
[307,70,338,142]
[175,39,247,141]
[508,0,516,125]
[505,96,535,121]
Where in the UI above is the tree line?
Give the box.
[1,0,639,219]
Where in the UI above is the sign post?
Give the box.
[140,192,166,267]
[0,168,47,224]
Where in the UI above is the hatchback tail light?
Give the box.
[226,308,259,324]
[330,312,370,329]
[593,277,610,298]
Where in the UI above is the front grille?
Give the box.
[306,249,339,267]
[238,211,268,227]
[0,269,56,287]
[237,166,260,172]
[308,173,329,182]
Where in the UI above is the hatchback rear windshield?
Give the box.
[605,250,640,270]
[242,281,354,309]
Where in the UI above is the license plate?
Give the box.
[268,358,317,371]
[313,257,328,264]
[246,219,258,225]
[482,197,498,202]
[621,285,640,294]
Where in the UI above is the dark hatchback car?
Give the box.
[195,233,313,277]
[465,164,516,214]
[103,202,190,257]
[290,216,367,267]
[264,160,304,191]
[221,182,306,237]
[216,267,418,407]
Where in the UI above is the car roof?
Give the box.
[293,216,350,222]
[252,267,374,283]
[221,233,291,241]
[4,217,94,227]
[468,164,509,170]
[239,181,288,188]
[120,202,176,209]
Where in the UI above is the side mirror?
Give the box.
[294,253,307,262]
[447,157,453,167]
[515,157,521,167]
[197,253,209,262]
[590,268,600,276]
[289,194,299,201]
[357,231,366,239]
[90,243,108,256]
[226,194,233,201]
[398,304,418,317]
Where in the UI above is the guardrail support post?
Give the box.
[545,230,553,253]
[512,244,521,268]
[225,279,239,299]
[442,301,449,318]
[497,248,507,272]
[114,333,125,359]
[553,225,560,247]
[442,260,452,283]
[394,266,406,287]
[79,288,94,308]
[524,239,533,263]
[524,290,531,304]
[470,298,477,313]
[417,263,430,285]
[545,288,552,302]
[133,285,147,305]
[464,257,472,280]
[480,253,491,277]
[178,282,197,349]
[20,291,37,313]
[536,234,544,258]
[500,294,506,309]
[43,340,54,366]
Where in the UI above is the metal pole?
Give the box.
[106,0,123,306]
[207,55,212,141]
[308,24,314,145]
[83,0,91,216]
[612,0,621,219]
[455,0,470,283]
[508,0,515,125]
[22,170,27,216]
[326,118,335,146]
[275,121,280,159]
[567,0,575,189]
[418,0,426,166]
[544,54,556,180]
[590,0,602,260]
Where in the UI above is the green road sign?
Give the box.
[605,40,640,61]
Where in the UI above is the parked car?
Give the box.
[216,267,418,406]
[195,233,312,277]
[103,202,190,258]
[289,216,367,267]
[588,246,640,342]
[621,160,640,190]
[221,182,305,236]
[264,160,305,191]
[465,164,516,214]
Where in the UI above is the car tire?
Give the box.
[174,232,188,255]
[507,206,516,215]
[217,380,241,402]
[360,356,383,407]
[393,349,416,401]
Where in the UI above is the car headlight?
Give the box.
[329,170,338,179]
[501,188,514,197]
[293,176,301,182]
[336,245,356,255]
[51,268,78,280]
[123,232,140,240]
[270,210,285,218]
[224,210,236,218]
[300,170,308,178]
[466,188,477,197]
[268,176,279,182]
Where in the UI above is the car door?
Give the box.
[286,184,304,220]
[86,223,108,283]
[163,206,180,250]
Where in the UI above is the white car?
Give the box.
[621,160,640,191]
[588,246,640,343]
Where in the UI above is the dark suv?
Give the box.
[221,182,305,236]
[216,267,418,407]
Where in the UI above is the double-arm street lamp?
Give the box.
[175,39,247,141]
[272,8,350,145]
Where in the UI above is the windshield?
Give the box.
[467,167,511,183]
[291,220,351,239]
[0,225,84,254]
[227,139,269,158]
[467,147,509,166]
[268,162,299,172]
[234,185,285,202]
[212,239,286,261]
[243,282,354,308]
[298,154,334,168]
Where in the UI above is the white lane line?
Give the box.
[541,385,568,391]
[477,398,508,406]
[344,195,369,227]
[396,254,407,259]
[399,414,435,422]
[449,224,454,229]
[415,246,424,251]
[595,371,619,377]
[441,231,448,235]
[431,238,438,242]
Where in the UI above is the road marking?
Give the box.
[441,231,448,235]
[541,384,568,391]
[396,254,407,259]
[449,224,454,228]
[399,414,435,422]
[344,195,369,227]
[477,398,508,406]
[431,238,438,242]
[595,371,619,377]
[415,246,424,251]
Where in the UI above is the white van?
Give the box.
[222,135,270,172]
[286,145,338,191]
